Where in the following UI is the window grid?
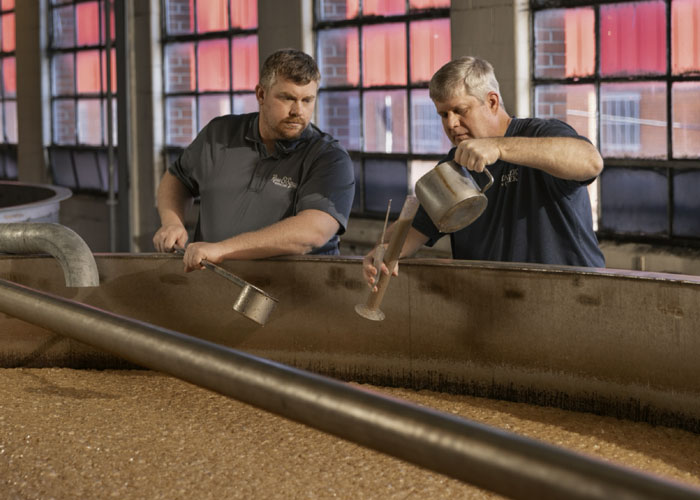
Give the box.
[161,0,259,155]
[531,0,700,245]
[0,0,16,179]
[47,0,116,193]
[314,1,451,217]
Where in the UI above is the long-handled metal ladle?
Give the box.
[355,195,419,321]
[173,247,278,326]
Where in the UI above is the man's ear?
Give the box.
[255,84,265,104]
[486,92,500,114]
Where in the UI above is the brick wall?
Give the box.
[534,11,566,79]
[164,0,193,35]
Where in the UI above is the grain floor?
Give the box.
[1,368,699,499]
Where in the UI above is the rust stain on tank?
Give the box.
[503,288,525,300]
[658,305,684,319]
[159,274,189,285]
[577,294,601,306]
[325,266,364,291]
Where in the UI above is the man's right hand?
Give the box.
[362,244,398,293]
[153,224,188,253]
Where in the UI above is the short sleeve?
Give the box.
[295,140,355,234]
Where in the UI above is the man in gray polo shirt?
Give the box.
[153,49,355,272]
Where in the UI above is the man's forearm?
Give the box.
[497,136,603,181]
[156,172,194,227]
[215,209,339,260]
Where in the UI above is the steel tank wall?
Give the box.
[0,254,699,431]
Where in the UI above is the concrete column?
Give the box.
[450,0,531,117]
[258,0,313,62]
[15,0,49,184]
[129,0,163,252]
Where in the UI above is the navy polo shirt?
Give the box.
[413,117,605,267]
[169,112,355,255]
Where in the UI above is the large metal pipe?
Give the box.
[0,223,99,287]
[0,278,698,500]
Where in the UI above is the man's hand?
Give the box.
[362,244,398,293]
[454,138,501,173]
[153,224,189,253]
[181,241,227,272]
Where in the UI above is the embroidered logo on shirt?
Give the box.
[271,174,298,190]
[500,168,518,187]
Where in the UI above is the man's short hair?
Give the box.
[259,48,321,90]
[429,56,505,111]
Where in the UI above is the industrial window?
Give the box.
[532,0,700,242]
[314,0,451,217]
[0,0,16,180]
[161,0,258,168]
[47,0,117,193]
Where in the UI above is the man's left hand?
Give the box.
[454,138,501,173]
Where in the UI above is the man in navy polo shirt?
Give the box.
[154,49,355,272]
[363,56,605,290]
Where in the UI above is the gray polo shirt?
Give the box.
[169,112,355,255]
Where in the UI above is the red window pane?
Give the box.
[363,0,405,16]
[76,2,100,46]
[197,0,227,33]
[1,13,13,52]
[600,1,666,77]
[317,0,359,21]
[363,90,408,153]
[164,0,194,35]
[534,8,594,79]
[362,24,406,86]
[232,35,258,90]
[410,18,450,83]
[1,0,15,10]
[565,8,594,77]
[101,48,117,93]
[198,39,230,91]
[672,82,700,158]
[165,43,195,92]
[410,0,450,8]
[672,0,700,75]
[231,0,257,29]
[2,56,15,97]
[317,28,360,87]
[76,50,101,93]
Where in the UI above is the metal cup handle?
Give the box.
[481,167,494,193]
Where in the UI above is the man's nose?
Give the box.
[445,112,459,128]
[289,101,300,115]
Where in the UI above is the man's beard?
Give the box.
[275,119,307,140]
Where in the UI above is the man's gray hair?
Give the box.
[429,56,505,111]
[259,48,321,90]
